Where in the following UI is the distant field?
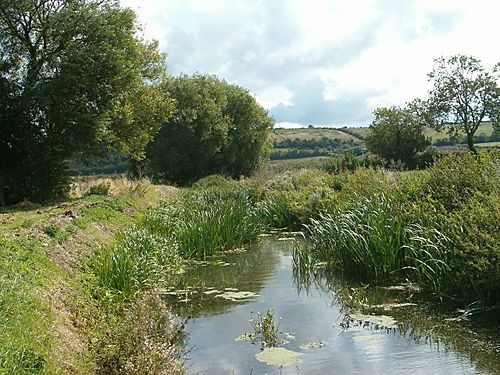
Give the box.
[477,141,500,148]
[424,122,495,142]
[342,127,370,139]
[273,122,496,145]
[272,128,362,143]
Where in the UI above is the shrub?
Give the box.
[447,192,500,306]
[424,152,499,211]
[95,291,185,375]
[190,174,238,190]
[86,182,111,196]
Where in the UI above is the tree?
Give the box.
[426,55,500,152]
[0,0,173,204]
[365,106,430,167]
[139,74,274,184]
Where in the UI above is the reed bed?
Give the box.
[94,188,286,296]
[304,194,451,293]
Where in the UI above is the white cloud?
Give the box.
[121,0,500,125]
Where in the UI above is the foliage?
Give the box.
[139,74,274,184]
[259,169,337,225]
[94,227,182,296]
[301,151,500,306]
[190,174,239,190]
[94,187,272,297]
[0,239,56,374]
[95,291,185,375]
[423,152,499,211]
[250,310,282,348]
[425,55,500,152]
[0,0,173,204]
[0,181,169,374]
[365,106,430,168]
[304,194,451,292]
[448,192,500,306]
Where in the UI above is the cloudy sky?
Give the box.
[121,0,500,127]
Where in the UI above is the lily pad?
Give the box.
[255,347,303,367]
[299,340,327,350]
[349,312,398,329]
[235,333,255,342]
[215,291,258,301]
[353,335,375,342]
[368,302,417,311]
[203,289,221,295]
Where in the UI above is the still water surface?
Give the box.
[165,236,498,375]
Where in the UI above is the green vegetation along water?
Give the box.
[164,236,500,375]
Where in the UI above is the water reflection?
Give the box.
[166,236,498,375]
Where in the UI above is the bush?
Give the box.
[190,174,238,190]
[447,192,500,306]
[424,152,499,211]
[95,291,185,375]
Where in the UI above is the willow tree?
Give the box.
[0,0,173,204]
[427,55,500,152]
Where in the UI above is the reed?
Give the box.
[94,188,269,296]
[304,193,451,292]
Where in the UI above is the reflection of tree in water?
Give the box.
[164,236,282,318]
[291,247,500,375]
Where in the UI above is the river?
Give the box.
[163,235,500,375]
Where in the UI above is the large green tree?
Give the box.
[140,74,274,184]
[426,55,500,152]
[366,106,430,167]
[0,0,173,204]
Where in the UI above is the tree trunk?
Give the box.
[0,185,5,207]
[466,132,477,154]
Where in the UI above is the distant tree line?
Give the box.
[433,130,500,147]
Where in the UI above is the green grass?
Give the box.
[0,181,172,374]
[0,238,58,374]
[93,187,284,298]
[304,194,451,292]
[296,152,500,306]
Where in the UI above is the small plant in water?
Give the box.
[250,310,282,348]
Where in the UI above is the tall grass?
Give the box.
[94,188,283,297]
[94,228,181,296]
[304,194,451,293]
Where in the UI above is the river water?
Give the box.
[164,236,500,375]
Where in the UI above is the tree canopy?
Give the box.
[365,106,430,167]
[139,74,274,184]
[425,55,500,152]
[0,0,173,204]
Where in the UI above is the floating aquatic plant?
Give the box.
[255,347,303,367]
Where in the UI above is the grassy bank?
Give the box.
[0,178,182,374]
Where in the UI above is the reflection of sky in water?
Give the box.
[178,238,482,375]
